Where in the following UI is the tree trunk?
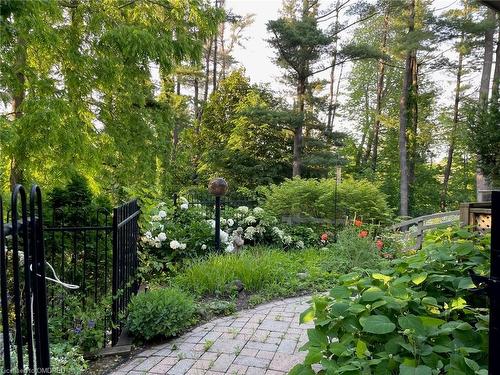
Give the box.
[194,77,200,124]
[441,35,464,211]
[476,8,495,201]
[9,35,27,190]
[398,0,415,217]
[492,17,500,100]
[212,0,220,92]
[293,79,306,177]
[408,51,418,186]
[362,85,373,167]
[326,2,340,131]
[331,64,343,125]
[203,38,213,103]
[371,12,389,172]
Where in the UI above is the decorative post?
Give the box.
[208,178,228,252]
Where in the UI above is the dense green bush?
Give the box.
[127,288,197,340]
[331,227,384,272]
[292,228,490,375]
[263,177,393,223]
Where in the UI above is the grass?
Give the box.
[171,232,384,303]
[172,247,337,299]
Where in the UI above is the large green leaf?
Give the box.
[359,315,396,334]
[399,364,432,375]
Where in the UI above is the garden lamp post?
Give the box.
[208,178,228,252]
[334,165,341,243]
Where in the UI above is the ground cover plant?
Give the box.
[292,227,490,375]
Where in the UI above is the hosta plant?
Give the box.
[292,228,490,375]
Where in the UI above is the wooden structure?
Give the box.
[459,201,492,234]
[390,210,461,251]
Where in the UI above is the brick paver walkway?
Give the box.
[109,295,314,375]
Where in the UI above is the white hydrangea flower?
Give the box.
[170,240,181,249]
[243,216,256,225]
[158,210,167,218]
[272,227,284,239]
[179,243,187,250]
[180,203,189,210]
[201,244,207,250]
[283,235,292,245]
[255,225,266,235]
[225,243,235,253]
[207,219,216,228]
[151,215,161,221]
[253,207,264,214]
[157,232,167,241]
[145,231,152,239]
[221,218,227,225]
[237,206,249,213]
[227,218,234,227]
[219,230,229,243]
[180,196,188,204]
[296,240,305,249]
[244,226,255,240]
[155,241,162,248]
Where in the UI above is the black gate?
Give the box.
[111,199,140,345]
[0,185,50,373]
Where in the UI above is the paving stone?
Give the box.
[211,353,236,372]
[227,364,248,374]
[256,350,275,360]
[240,348,258,357]
[246,367,267,375]
[133,356,163,371]
[193,359,213,370]
[245,341,278,352]
[109,295,313,375]
[167,358,196,375]
[259,320,290,333]
[277,339,297,354]
[233,355,271,368]
[269,353,305,372]
[209,338,246,354]
[136,348,158,357]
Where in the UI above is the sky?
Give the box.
[225,0,461,86]
[223,0,477,145]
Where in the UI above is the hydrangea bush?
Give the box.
[139,199,319,267]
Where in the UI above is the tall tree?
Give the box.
[267,0,331,177]
[398,0,415,217]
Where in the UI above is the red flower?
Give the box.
[359,230,368,238]
[354,219,363,227]
[376,239,384,250]
[321,233,328,241]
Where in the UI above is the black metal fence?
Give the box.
[1,185,140,373]
[112,199,140,346]
[0,185,51,373]
[44,205,114,349]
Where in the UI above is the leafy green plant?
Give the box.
[292,228,490,375]
[127,288,197,341]
[263,177,393,223]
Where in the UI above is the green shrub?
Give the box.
[330,227,384,272]
[263,177,393,223]
[292,228,490,374]
[127,288,197,340]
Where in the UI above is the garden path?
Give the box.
[109,295,314,375]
